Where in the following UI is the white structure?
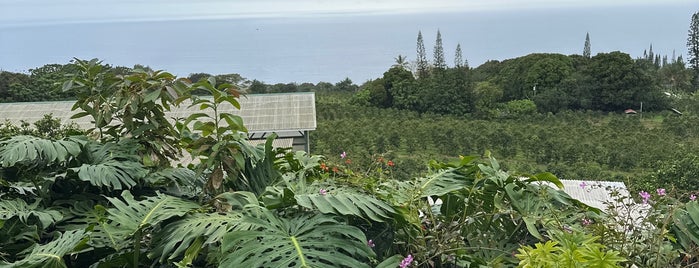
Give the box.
[0,92,316,152]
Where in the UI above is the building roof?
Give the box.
[0,92,316,135]
[558,179,629,211]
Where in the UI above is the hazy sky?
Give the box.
[1,1,698,83]
[1,0,695,26]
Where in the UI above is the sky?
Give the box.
[1,0,694,26]
[1,0,698,83]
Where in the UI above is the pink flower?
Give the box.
[639,191,651,204]
[319,189,328,196]
[657,188,666,196]
[367,239,375,248]
[340,151,347,159]
[579,181,587,189]
[399,254,414,268]
[691,194,697,201]
[582,218,592,226]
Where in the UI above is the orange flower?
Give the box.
[345,159,352,165]
[387,160,395,167]
[332,166,339,173]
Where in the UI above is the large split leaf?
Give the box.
[102,191,200,247]
[294,191,395,222]
[70,142,148,190]
[0,135,83,167]
[220,210,374,268]
[0,229,88,268]
[0,199,62,228]
[417,168,469,197]
[149,212,242,264]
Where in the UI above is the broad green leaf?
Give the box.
[294,191,395,222]
[103,191,200,245]
[220,210,374,268]
[150,212,242,263]
[375,255,404,268]
[70,141,147,190]
[72,159,146,190]
[143,88,161,103]
[417,168,468,197]
[523,172,563,189]
[0,199,62,229]
[0,135,83,167]
[0,229,88,268]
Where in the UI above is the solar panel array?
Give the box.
[0,93,317,134]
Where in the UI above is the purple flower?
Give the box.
[340,151,347,159]
[657,188,666,196]
[399,254,414,268]
[579,181,587,189]
[319,189,328,196]
[367,239,375,248]
[691,194,697,201]
[639,191,651,204]
[582,218,592,226]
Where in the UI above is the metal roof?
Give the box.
[553,179,648,222]
[0,92,316,134]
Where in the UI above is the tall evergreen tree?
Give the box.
[416,31,429,78]
[433,30,447,69]
[454,43,464,68]
[688,11,699,71]
[583,32,591,58]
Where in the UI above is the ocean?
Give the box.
[0,2,695,84]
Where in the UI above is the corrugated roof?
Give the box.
[556,179,649,223]
[559,179,629,211]
[0,92,316,134]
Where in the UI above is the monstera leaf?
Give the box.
[0,229,89,268]
[101,191,200,249]
[294,191,395,222]
[0,135,83,167]
[416,168,470,197]
[69,141,148,190]
[0,198,62,228]
[149,212,243,264]
[220,210,375,268]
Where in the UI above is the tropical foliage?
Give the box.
[4,60,699,268]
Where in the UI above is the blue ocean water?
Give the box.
[0,3,695,84]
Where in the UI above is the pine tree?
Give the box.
[583,32,591,58]
[433,30,446,70]
[648,44,654,61]
[416,31,429,78]
[688,11,699,71]
[454,43,463,68]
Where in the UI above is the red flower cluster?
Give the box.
[387,160,395,167]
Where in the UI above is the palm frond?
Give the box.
[221,210,374,268]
